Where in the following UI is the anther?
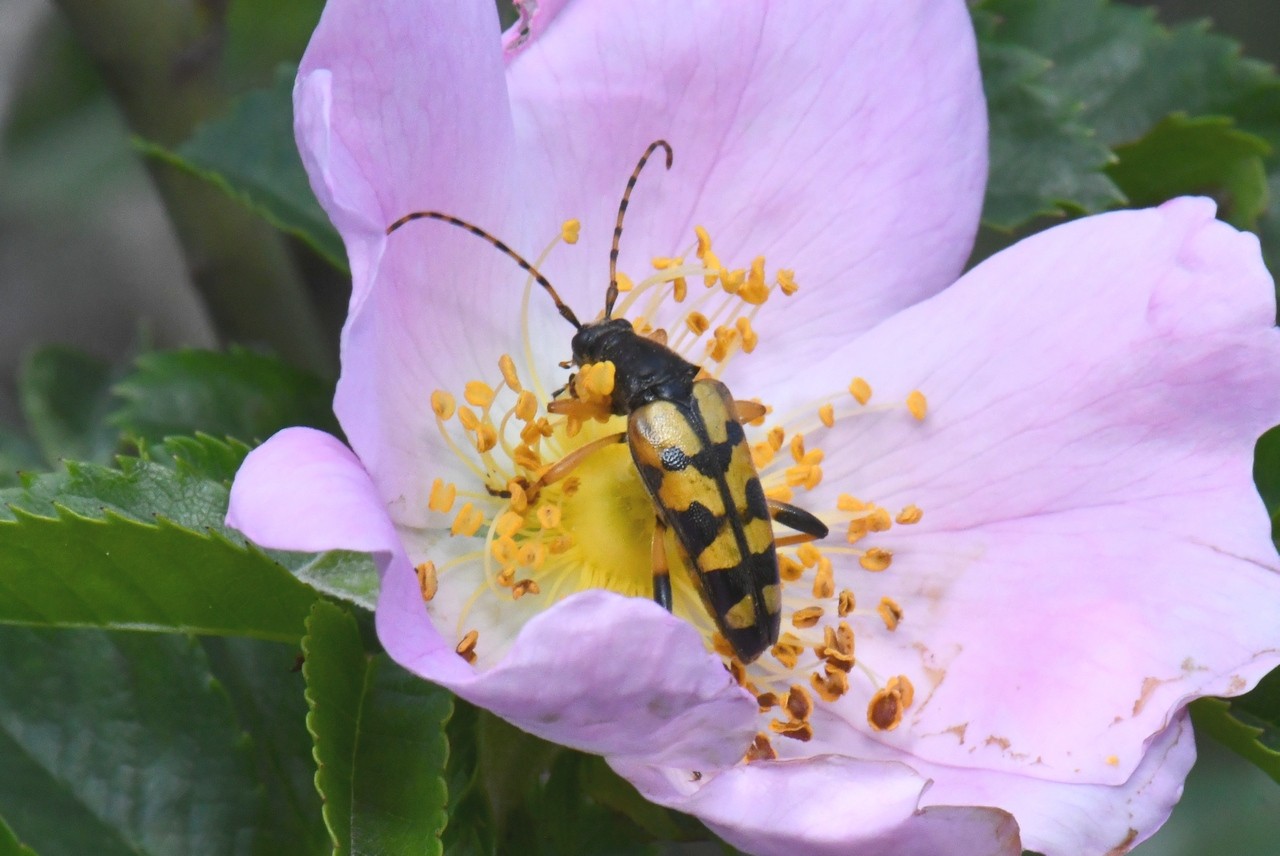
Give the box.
[431,390,457,420]
[451,503,484,537]
[512,579,541,599]
[685,311,710,334]
[457,406,480,431]
[415,561,438,602]
[837,589,856,616]
[776,269,798,295]
[475,424,498,453]
[735,316,759,352]
[789,433,805,463]
[765,485,794,503]
[778,554,804,582]
[887,675,915,708]
[616,272,634,293]
[756,692,779,712]
[456,630,479,665]
[770,633,806,669]
[496,510,524,538]
[536,504,562,529]
[818,403,835,428]
[561,219,581,244]
[907,390,928,420]
[740,257,769,305]
[867,687,905,731]
[515,390,538,421]
[791,606,824,629]
[878,597,904,630]
[796,543,821,568]
[767,426,785,451]
[848,378,872,405]
[784,685,813,722]
[745,733,777,763]
[860,548,893,572]
[464,381,496,408]
[896,504,923,525]
[428,478,457,513]
[498,354,522,391]
[811,667,849,702]
[812,556,834,599]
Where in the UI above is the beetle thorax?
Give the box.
[571,318,699,413]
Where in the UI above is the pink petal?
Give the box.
[505,0,988,391]
[296,0,536,528]
[227,428,756,769]
[612,754,1022,856]
[792,198,1280,782]
[296,0,988,526]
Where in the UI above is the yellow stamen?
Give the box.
[415,561,438,602]
[451,503,484,537]
[777,269,798,295]
[464,381,495,409]
[561,219,581,244]
[895,504,923,525]
[878,596,904,630]
[499,354,522,391]
[818,403,835,428]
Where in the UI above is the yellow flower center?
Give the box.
[415,220,931,759]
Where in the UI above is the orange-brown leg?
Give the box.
[734,399,767,423]
[652,516,673,611]
[529,431,626,492]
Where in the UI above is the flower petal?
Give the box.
[226,427,399,555]
[227,429,757,769]
[505,0,988,386]
[612,754,1022,856]
[297,0,544,527]
[795,198,1280,781]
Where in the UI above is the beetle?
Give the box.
[387,140,828,663]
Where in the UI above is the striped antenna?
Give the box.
[386,210,582,330]
[606,140,673,319]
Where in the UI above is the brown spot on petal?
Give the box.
[1104,828,1139,856]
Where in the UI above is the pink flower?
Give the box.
[227,1,1280,853]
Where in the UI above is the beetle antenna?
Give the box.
[387,210,582,330]
[606,139,673,319]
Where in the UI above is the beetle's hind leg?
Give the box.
[769,499,829,547]
[651,516,673,612]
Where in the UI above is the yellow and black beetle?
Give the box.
[388,140,828,663]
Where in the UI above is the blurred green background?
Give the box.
[3,1,1280,853]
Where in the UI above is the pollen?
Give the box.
[848,377,872,405]
[907,390,928,420]
[561,219,581,244]
[428,478,457,513]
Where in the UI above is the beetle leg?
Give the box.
[733,399,767,423]
[529,431,627,492]
[651,516,673,612]
[769,499,829,546]
[546,398,614,421]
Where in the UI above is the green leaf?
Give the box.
[112,347,339,445]
[1253,426,1280,531]
[1191,695,1280,785]
[0,459,318,642]
[201,637,327,856]
[303,602,451,856]
[976,10,1123,228]
[17,347,119,466]
[0,628,261,856]
[441,700,496,856]
[0,426,41,490]
[974,0,1280,231]
[0,816,37,856]
[978,0,1278,148]
[289,550,380,612]
[1108,114,1270,228]
[137,65,346,270]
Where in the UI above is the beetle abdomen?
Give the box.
[628,379,781,662]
